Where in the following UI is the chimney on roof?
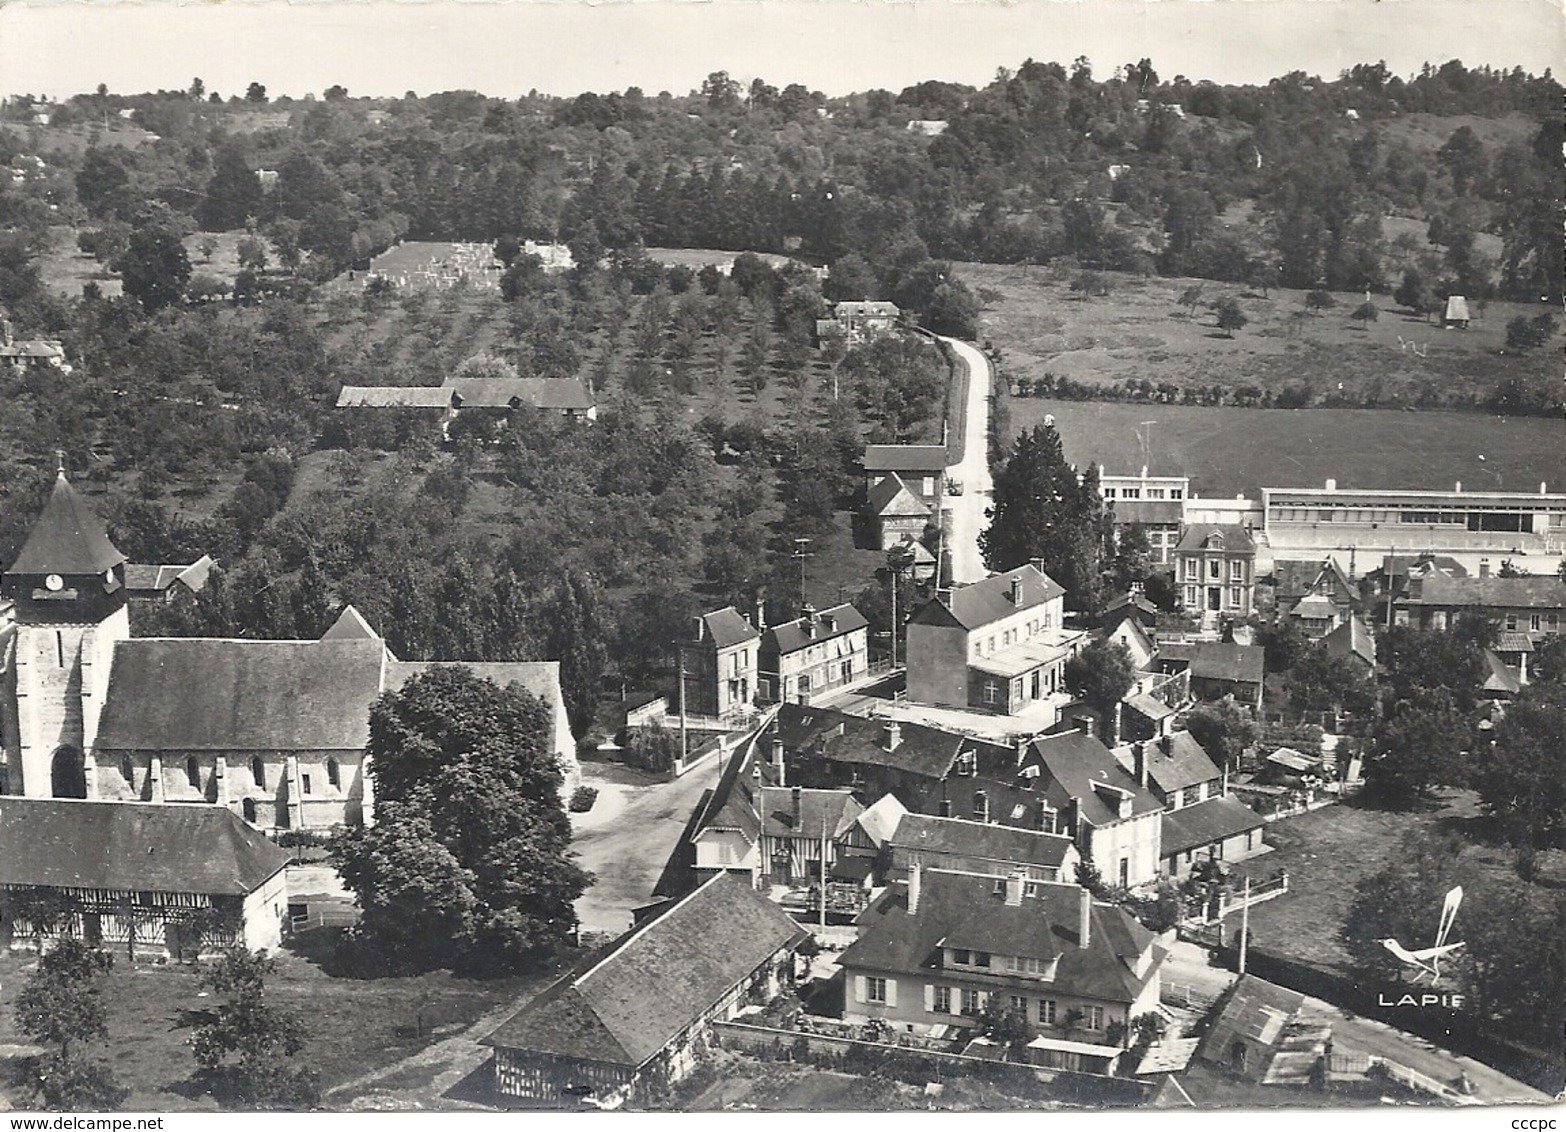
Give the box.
[1133,742,1148,788]
[771,737,786,787]
[1064,798,1080,843]
[1159,734,1172,756]
[1078,886,1092,949]
[883,720,901,752]
[1455,481,1462,493]
[694,615,707,642]
[1010,576,1024,606]
[792,785,802,826]
[1029,557,1047,576]
[1325,478,1337,493]
[1117,791,1133,820]
[1004,870,1025,907]
[754,596,767,630]
[822,611,836,634]
[1479,560,1491,579]
[1141,465,1149,479]
[1081,715,1096,740]
[974,789,990,823]
[938,798,952,818]
[803,604,817,637]
[907,857,922,914]
[1015,736,1029,766]
[1112,701,1123,747]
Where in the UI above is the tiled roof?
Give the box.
[1157,642,1264,686]
[1481,650,1522,696]
[1382,554,1466,582]
[1162,796,1264,856]
[757,787,862,840]
[888,813,1075,869]
[6,472,126,577]
[1405,575,1566,610]
[320,604,380,641]
[863,445,947,473]
[1024,730,1163,826]
[695,606,761,649]
[763,603,868,656]
[384,660,566,715]
[817,719,967,781]
[1175,524,1257,555]
[1130,732,1221,797]
[0,799,289,895]
[911,565,1065,633]
[1199,975,1305,1077]
[1274,558,1353,603]
[446,377,595,410]
[336,385,452,408]
[125,556,216,595]
[835,301,900,318]
[840,870,1160,1006]
[854,793,909,847]
[1494,631,1534,654]
[481,873,806,1068]
[867,473,931,518]
[1322,616,1376,666]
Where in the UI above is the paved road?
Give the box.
[938,336,994,585]
[568,755,724,935]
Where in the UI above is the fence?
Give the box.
[1160,982,1219,1012]
[1188,872,1289,924]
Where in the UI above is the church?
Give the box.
[0,470,579,830]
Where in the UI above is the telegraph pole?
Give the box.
[1238,875,1252,975]
[819,815,829,932]
[792,537,813,606]
[676,645,689,764]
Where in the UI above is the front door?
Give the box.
[1207,587,1222,612]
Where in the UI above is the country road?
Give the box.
[938,335,994,585]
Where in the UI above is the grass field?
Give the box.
[964,261,1561,411]
[0,945,554,1111]
[1008,398,1566,499]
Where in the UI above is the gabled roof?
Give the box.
[1494,631,1534,654]
[6,472,126,577]
[336,385,452,408]
[1101,592,1159,623]
[834,301,900,318]
[1199,975,1305,1078]
[762,603,868,656]
[1157,642,1264,686]
[694,606,761,650]
[855,793,909,847]
[867,473,931,518]
[757,787,862,840]
[0,799,289,896]
[1024,730,1163,826]
[1274,558,1353,603]
[863,445,947,473]
[910,565,1065,633]
[1175,524,1257,555]
[320,603,380,641]
[1162,796,1264,856]
[1404,575,1566,611]
[1481,649,1522,696]
[446,377,595,411]
[1128,732,1221,798]
[481,873,806,1068]
[1444,295,1470,321]
[1322,615,1376,667]
[888,813,1075,869]
[840,870,1159,1005]
[124,557,213,596]
[1381,554,1466,583]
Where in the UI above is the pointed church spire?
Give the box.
[5,467,126,577]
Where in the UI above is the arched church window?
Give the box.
[242,798,258,823]
[252,757,265,789]
[326,758,341,789]
[51,746,86,799]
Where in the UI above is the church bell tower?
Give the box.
[1,463,130,797]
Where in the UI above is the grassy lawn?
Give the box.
[1008,398,1566,499]
[0,945,557,1112]
[964,261,1561,411]
[1228,790,1515,979]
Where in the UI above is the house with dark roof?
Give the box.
[905,564,1086,715]
[1155,642,1265,712]
[862,445,947,512]
[1198,974,1329,1084]
[1392,574,1566,640]
[1175,525,1257,622]
[123,555,216,605]
[0,798,290,957]
[678,606,761,719]
[887,813,1079,884]
[865,472,932,550]
[839,867,1165,1065]
[481,872,807,1106]
[1113,733,1266,879]
[1321,614,1377,671]
[817,300,901,346]
[1274,558,1357,639]
[757,603,869,705]
[1100,471,1188,567]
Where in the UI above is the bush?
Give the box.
[568,786,599,813]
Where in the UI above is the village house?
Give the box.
[1175,525,1257,622]
[0,337,68,371]
[863,444,947,512]
[865,473,933,550]
[1198,975,1330,1086]
[757,603,869,705]
[1111,733,1266,880]
[839,866,1165,1072]
[887,813,1080,885]
[1391,574,1566,638]
[1273,558,1357,638]
[905,564,1086,716]
[481,873,807,1108]
[0,472,577,824]
[1321,614,1378,673]
[1155,642,1265,713]
[122,555,216,605]
[0,798,289,957]
[678,606,761,719]
[815,300,901,346]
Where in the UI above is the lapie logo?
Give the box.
[1377,991,1465,1009]
[1378,885,1465,986]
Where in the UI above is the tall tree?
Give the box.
[1064,639,1136,718]
[980,423,1102,610]
[1478,681,1566,849]
[198,146,264,231]
[113,222,191,311]
[1367,686,1469,807]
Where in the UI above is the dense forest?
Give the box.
[0,57,1560,735]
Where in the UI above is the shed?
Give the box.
[1443,295,1470,328]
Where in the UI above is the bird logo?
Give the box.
[1379,886,1465,985]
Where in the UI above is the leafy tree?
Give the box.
[1394,269,1438,320]
[1214,297,1247,337]
[1530,634,1566,685]
[191,949,318,1108]
[1064,639,1136,718]
[114,223,191,311]
[14,939,127,1110]
[237,235,269,274]
[332,667,591,973]
[1341,831,1460,983]
[1478,681,1566,848]
[74,148,135,221]
[1287,647,1377,716]
[1504,313,1557,351]
[1258,617,1308,673]
[1304,289,1336,316]
[980,424,1103,611]
[1366,687,1469,807]
[1184,700,1256,771]
[1350,300,1379,328]
[1379,625,1484,711]
[921,276,980,338]
[1177,285,1205,315]
[199,146,265,232]
[245,82,268,104]
[977,997,1036,1048]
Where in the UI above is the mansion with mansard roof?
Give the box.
[0,470,577,831]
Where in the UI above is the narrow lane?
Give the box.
[939,335,994,585]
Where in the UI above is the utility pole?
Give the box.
[676,645,688,764]
[1238,875,1251,975]
[819,815,829,932]
[792,538,813,606]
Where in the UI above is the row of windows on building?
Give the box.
[1181,559,1248,582]
[115,754,343,792]
[1103,487,1183,501]
[864,977,1104,1029]
[981,666,1061,705]
[1185,585,1245,608]
[1269,507,1537,531]
[972,618,1056,660]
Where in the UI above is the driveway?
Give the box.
[938,335,994,585]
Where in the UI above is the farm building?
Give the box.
[1198,974,1330,1085]
[480,873,807,1107]
[0,798,290,957]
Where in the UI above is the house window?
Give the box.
[120,754,134,783]
[1228,586,1242,608]
[1183,560,1197,581]
[960,989,982,1015]
[1123,488,1141,500]
[1230,560,1245,581]
[933,986,953,1014]
[953,948,972,966]
[1208,560,1221,580]
[1103,488,1117,499]
[1084,1005,1105,1031]
[982,680,1001,705]
[1040,999,1057,1025]
[1505,613,1518,630]
[1181,784,1201,808]
[302,773,313,795]
[1008,956,1023,972]
[1147,488,1165,500]
[1185,585,1198,606]
[841,661,853,683]
[1009,995,1028,1015]
[252,757,265,788]
[1171,488,1183,499]
[973,951,991,969]
[867,977,888,1004]
[185,757,201,788]
[327,758,341,789]
[1530,614,1542,631]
